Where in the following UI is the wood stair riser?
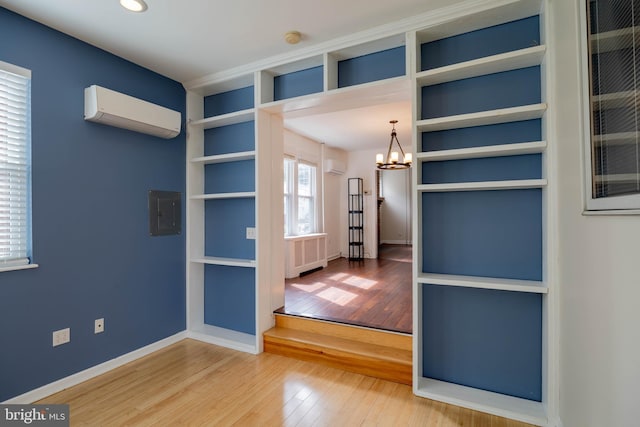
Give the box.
[264,338,412,385]
[264,314,412,385]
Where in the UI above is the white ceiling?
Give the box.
[0,0,464,151]
[286,101,412,152]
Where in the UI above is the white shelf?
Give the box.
[416,45,546,87]
[189,108,255,129]
[418,273,547,293]
[591,26,640,53]
[417,104,547,132]
[191,256,256,268]
[188,323,257,354]
[593,132,639,146]
[415,378,547,426]
[592,90,638,110]
[417,141,546,162]
[259,76,410,116]
[190,151,256,165]
[190,191,256,200]
[594,173,639,184]
[418,179,547,192]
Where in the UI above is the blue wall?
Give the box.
[0,8,186,401]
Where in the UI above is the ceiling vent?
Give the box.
[84,85,181,139]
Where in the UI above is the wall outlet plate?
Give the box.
[95,318,104,334]
[246,227,256,240]
[52,328,70,347]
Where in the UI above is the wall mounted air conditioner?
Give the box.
[324,159,345,175]
[84,85,181,139]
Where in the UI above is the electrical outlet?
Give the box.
[246,227,256,240]
[52,328,70,347]
[94,318,104,334]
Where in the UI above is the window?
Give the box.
[0,61,32,268]
[283,158,317,236]
[583,0,640,211]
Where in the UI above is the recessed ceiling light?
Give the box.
[120,0,148,12]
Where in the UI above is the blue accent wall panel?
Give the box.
[274,66,323,101]
[422,120,541,152]
[204,160,255,194]
[338,46,406,88]
[422,190,542,280]
[205,198,255,259]
[0,8,185,401]
[593,107,637,134]
[204,265,255,335]
[204,121,255,156]
[422,154,541,184]
[421,16,540,71]
[422,285,542,401]
[204,86,254,117]
[421,67,541,119]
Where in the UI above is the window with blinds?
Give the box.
[283,157,317,236]
[0,62,31,267]
[585,0,640,210]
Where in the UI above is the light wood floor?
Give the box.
[278,244,412,334]
[38,339,533,426]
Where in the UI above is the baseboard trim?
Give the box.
[2,330,188,404]
[327,253,341,261]
[380,240,412,245]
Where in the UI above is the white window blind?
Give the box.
[584,0,640,210]
[0,64,31,266]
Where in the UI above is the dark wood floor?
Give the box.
[277,244,412,334]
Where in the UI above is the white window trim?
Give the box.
[0,60,38,272]
[284,156,319,236]
[579,1,640,213]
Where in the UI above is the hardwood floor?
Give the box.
[37,339,533,426]
[278,244,412,334]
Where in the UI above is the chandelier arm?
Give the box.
[392,134,406,158]
[386,135,394,162]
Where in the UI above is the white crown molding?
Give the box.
[183,0,536,92]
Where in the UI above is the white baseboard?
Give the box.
[380,240,412,245]
[327,253,341,261]
[3,330,188,404]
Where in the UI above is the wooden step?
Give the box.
[264,314,412,385]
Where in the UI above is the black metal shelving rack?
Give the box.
[348,178,364,260]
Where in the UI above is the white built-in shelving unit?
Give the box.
[410,1,553,426]
[183,0,556,424]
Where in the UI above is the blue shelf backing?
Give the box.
[422,284,542,401]
[205,198,255,259]
[589,1,634,34]
[274,66,323,101]
[421,66,541,119]
[204,86,254,117]
[422,154,541,184]
[204,121,255,156]
[204,160,255,193]
[204,264,256,335]
[592,50,637,95]
[420,16,540,71]
[421,119,541,152]
[422,189,542,281]
[338,46,405,88]
[593,107,637,134]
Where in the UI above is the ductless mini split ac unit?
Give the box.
[84,85,181,139]
[324,159,345,175]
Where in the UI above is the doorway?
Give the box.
[275,89,413,333]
